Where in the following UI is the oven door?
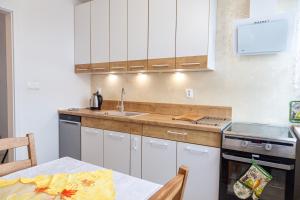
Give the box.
[219,149,295,200]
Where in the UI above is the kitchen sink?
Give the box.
[96,110,148,117]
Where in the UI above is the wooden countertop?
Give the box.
[58,108,231,133]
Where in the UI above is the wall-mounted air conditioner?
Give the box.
[235,15,293,55]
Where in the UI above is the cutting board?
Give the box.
[172,113,204,122]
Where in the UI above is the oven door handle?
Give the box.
[222,153,294,171]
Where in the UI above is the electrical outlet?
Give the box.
[27,81,40,90]
[185,88,194,98]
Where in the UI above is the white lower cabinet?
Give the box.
[81,126,220,199]
[177,142,220,200]
[130,135,142,178]
[104,130,131,174]
[142,136,177,185]
[81,127,104,166]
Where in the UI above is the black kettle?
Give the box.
[90,91,103,110]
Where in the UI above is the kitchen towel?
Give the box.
[233,161,272,200]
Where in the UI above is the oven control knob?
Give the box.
[241,141,249,148]
[265,143,272,151]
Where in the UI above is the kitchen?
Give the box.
[0,0,299,200]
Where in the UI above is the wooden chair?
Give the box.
[149,166,189,200]
[0,133,37,177]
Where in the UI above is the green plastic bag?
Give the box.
[233,160,272,200]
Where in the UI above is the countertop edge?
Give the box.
[58,110,227,133]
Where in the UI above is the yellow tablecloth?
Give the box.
[0,170,115,200]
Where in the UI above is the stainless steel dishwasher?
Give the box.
[59,114,81,160]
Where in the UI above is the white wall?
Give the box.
[0,0,91,163]
[91,0,300,125]
[0,13,8,139]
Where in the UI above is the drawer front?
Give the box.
[75,64,91,73]
[82,117,142,135]
[176,56,208,70]
[143,125,221,148]
[147,57,175,71]
[91,63,109,73]
[109,61,128,72]
[127,60,147,72]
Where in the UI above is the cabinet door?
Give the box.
[91,0,110,73]
[104,130,130,174]
[176,0,210,69]
[177,142,220,200]
[75,2,91,65]
[142,137,177,184]
[81,127,104,166]
[148,0,176,70]
[110,0,127,72]
[127,0,148,72]
[130,135,142,178]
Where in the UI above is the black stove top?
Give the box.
[224,123,296,142]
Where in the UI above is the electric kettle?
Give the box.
[90,90,103,110]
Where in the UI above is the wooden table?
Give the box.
[2,157,161,200]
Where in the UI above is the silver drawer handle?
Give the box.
[185,146,208,154]
[167,130,187,136]
[152,64,170,68]
[148,140,168,148]
[222,153,295,171]
[76,68,89,71]
[180,63,201,66]
[129,65,144,69]
[111,66,125,70]
[60,120,81,126]
[93,67,105,70]
[86,130,100,134]
[108,133,124,140]
[84,128,101,134]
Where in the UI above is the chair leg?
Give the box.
[1,150,9,164]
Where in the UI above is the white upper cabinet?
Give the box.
[91,0,109,64]
[75,0,216,72]
[128,0,148,61]
[176,0,210,57]
[104,130,131,174]
[177,142,220,200]
[176,0,216,69]
[110,0,127,63]
[148,0,176,59]
[75,2,91,65]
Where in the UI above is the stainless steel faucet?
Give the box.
[118,88,125,112]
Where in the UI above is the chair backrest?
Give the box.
[0,133,37,177]
[149,166,189,200]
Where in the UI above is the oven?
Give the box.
[220,123,298,200]
[219,149,295,200]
